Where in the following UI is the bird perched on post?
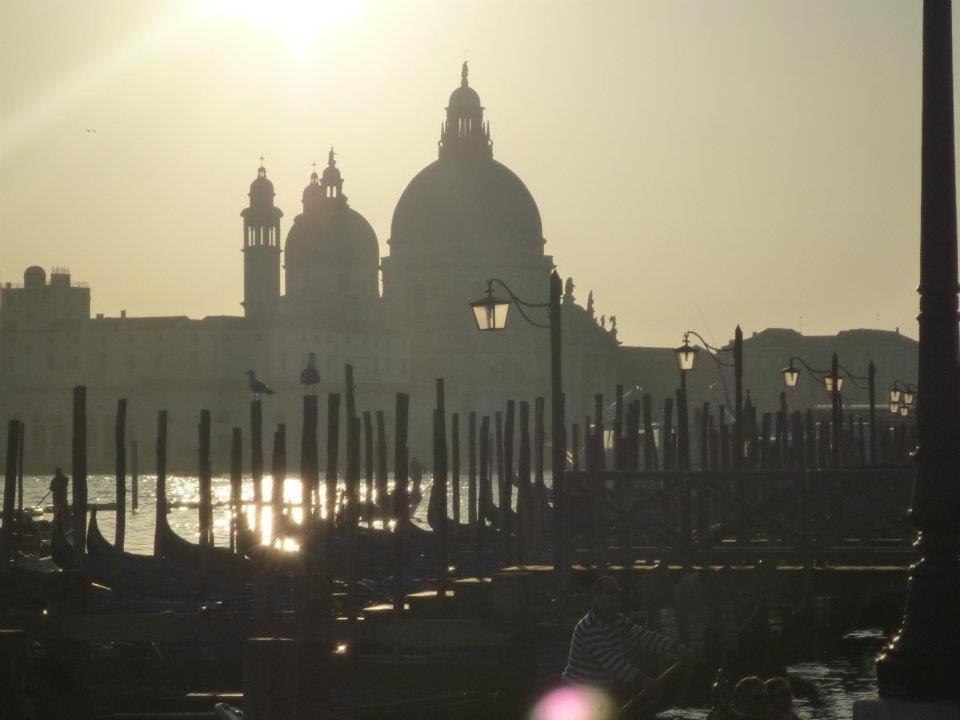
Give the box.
[300,352,321,393]
[244,370,275,398]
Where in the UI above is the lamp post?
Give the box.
[876,0,960,700]
[470,270,566,587]
[781,354,876,467]
[890,381,918,407]
[673,329,740,470]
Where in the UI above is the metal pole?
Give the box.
[831,353,840,469]
[549,270,566,593]
[877,0,960,699]
[734,326,743,471]
[678,369,689,470]
[868,360,877,465]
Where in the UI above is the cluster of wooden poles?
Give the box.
[569,386,917,475]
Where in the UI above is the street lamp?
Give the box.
[470,284,511,331]
[674,335,699,372]
[673,330,738,470]
[781,360,800,389]
[469,271,566,588]
[891,381,918,407]
[782,355,877,467]
[824,375,844,393]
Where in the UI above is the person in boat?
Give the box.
[50,467,69,523]
[730,676,769,720]
[765,677,799,720]
[563,575,694,701]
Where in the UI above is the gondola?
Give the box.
[155,511,253,580]
[50,512,253,601]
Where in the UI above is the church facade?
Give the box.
[0,67,620,473]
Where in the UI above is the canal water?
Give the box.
[11,474,886,719]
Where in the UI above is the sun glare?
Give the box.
[204,0,367,59]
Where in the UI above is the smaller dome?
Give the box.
[249,166,275,206]
[449,84,481,108]
[322,164,341,185]
[24,266,46,288]
[302,172,322,206]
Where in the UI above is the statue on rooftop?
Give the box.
[563,277,575,304]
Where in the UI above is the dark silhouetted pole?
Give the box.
[533,398,545,532]
[71,386,87,568]
[325,393,341,557]
[114,400,127,589]
[154,411,168,562]
[230,427,242,552]
[301,395,319,525]
[831,353,841,469]
[375,410,388,525]
[393,393,409,614]
[548,271,567,592]
[131,440,139,512]
[868,360,877,465]
[734,326,744,470]
[877,0,960,699]
[1,420,20,568]
[467,411,477,527]
[198,410,212,594]
[251,400,263,510]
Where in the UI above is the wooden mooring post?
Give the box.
[251,400,264,513]
[476,415,490,571]
[130,439,139,512]
[1,420,20,569]
[114,399,127,591]
[451,412,461,561]
[301,395,319,528]
[198,409,212,595]
[643,393,655,470]
[393,392,410,614]
[502,400,515,562]
[325,393,341,559]
[345,415,360,618]
[15,423,23,533]
[153,410,168,593]
[517,400,532,561]
[71,386,88,569]
[534,398,545,546]
[467,411,477,529]
[375,410,388,527]
[230,427,242,552]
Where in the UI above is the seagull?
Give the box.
[244,370,275,398]
[84,128,96,133]
[299,352,320,392]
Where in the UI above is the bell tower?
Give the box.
[241,161,283,319]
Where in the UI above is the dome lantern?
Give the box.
[440,62,492,160]
[320,147,344,200]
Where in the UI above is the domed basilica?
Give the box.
[241,63,620,422]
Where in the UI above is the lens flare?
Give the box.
[530,686,614,720]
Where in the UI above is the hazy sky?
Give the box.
[0,1,934,346]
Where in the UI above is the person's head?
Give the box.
[765,677,793,714]
[592,575,621,621]
[732,676,768,719]
[54,467,62,475]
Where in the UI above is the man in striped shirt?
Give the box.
[563,575,693,696]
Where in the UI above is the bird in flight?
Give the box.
[244,370,275,398]
[300,352,320,393]
[84,128,96,133]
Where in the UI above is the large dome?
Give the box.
[390,158,543,248]
[285,201,378,268]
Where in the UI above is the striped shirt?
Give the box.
[562,610,679,688]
